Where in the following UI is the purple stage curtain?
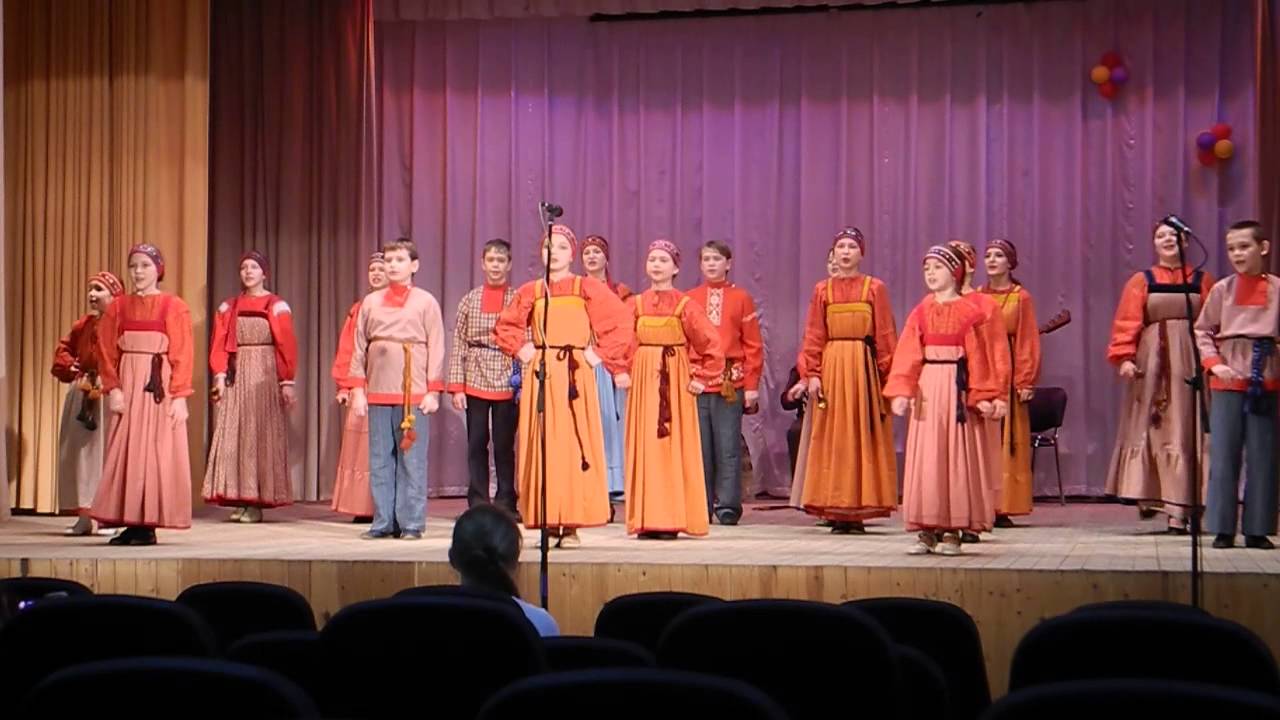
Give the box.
[209,0,377,502]
[375,0,945,21]
[377,0,1258,499]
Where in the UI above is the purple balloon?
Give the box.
[1110,65,1129,85]
[1196,131,1216,151]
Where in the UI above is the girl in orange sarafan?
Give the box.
[979,239,1041,526]
[1104,220,1214,534]
[203,251,299,522]
[493,224,635,549]
[623,240,724,539]
[797,227,898,534]
[885,245,1001,556]
[330,252,389,522]
[90,244,194,546]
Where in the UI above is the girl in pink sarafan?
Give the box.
[883,245,1001,556]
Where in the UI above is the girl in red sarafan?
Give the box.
[203,251,299,522]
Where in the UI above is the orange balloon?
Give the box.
[1213,139,1234,160]
[1089,65,1111,84]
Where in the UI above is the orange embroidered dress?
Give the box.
[493,275,634,529]
[797,275,898,522]
[623,289,724,536]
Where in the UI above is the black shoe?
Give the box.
[351,516,373,524]
[715,510,741,526]
[1212,534,1235,549]
[830,521,866,535]
[994,515,1015,529]
[1245,535,1275,550]
[108,527,139,546]
[609,504,617,524]
[130,528,157,546]
[1165,526,1189,536]
[638,531,678,540]
[361,530,396,540]
[961,531,981,543]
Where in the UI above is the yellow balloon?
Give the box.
[1214,138,1234,160]
[1090,65,1111,84]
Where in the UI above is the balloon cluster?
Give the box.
[1194,123,1234,167]
[1089,51,1128,99]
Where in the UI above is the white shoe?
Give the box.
[907,531,936,555]
[938,532,963,556]
[228,507,246,522]
[239,507,263,524]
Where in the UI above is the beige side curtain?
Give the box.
[4,0,209,513]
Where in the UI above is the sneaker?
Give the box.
[360,530,396,540]
[400,531,423,541]
[938,532,963,555]
[1245,535,1275,550]
[715,510,741,526]
[907,531,936,555]
[1212,534,1235,549]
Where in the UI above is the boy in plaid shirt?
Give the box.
[448,239,520,517]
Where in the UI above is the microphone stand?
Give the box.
[537,207,555,610]
[1175,229,1206,609]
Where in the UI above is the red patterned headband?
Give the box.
[946,239,978,269]
[547,224,578,255]
[88,271,124,297]
[833,227,866,253]
[986,238,1018,269]
[368,251,385,267]
[128,243,165,281]
[647,239,681,267]
[924,245,966,284]
[581,235,609,258]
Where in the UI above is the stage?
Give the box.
[2,500,1277,694]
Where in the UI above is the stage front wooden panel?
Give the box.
[2,555,1274,695]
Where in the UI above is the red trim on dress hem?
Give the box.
[204,496,294,509]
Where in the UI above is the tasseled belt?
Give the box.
[536,343,591,471]
[640,342,681,438]
[122,350,168,405]
[1246,338,1277,415]
[368,337,428,452]
[75,371,101,430]
[923,356,969,424]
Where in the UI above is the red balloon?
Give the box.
[1211,123,1233,141]
[1197,149,1217,167]
[1101,51,1123,69]
[1099,82,1118,99]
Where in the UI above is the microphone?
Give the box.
[539,201,564,219]
[1162,214,1194,236]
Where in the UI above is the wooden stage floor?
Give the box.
[3,500,1277,694]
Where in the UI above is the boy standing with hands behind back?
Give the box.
[1195,220,1279,550]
